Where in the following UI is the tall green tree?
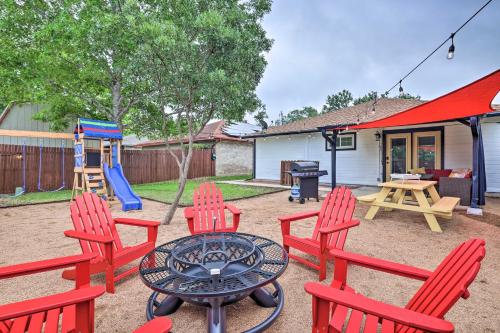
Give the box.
[281,106,318,124]
[0,1,151,129]
[353,90,378,105]
[254,109,269,129]
[127,0,272,224]
[322,89,353,113]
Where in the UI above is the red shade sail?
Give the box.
[351,69,500,130]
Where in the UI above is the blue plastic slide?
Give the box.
[103,163,143,211]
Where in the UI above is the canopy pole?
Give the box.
[470,116,486,211]
[321,129,337,189]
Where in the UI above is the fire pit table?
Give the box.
[139,232,288,333]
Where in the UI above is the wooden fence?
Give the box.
[280,160,319,186]
[0,144,215,194]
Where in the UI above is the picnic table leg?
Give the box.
[427,185,441,204]
[385,188,402,211]
[365,187,391,220]
[413,190,442,232]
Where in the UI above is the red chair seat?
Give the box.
[64,193,160,293]
[184,183,241,235]
[278,187,359,280]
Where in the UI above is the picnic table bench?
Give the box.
[357,180,460,232]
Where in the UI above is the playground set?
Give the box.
[0,118,142,211]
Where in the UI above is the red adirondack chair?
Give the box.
[0,254,172,333]
[184,182,241,234]
[63,192,160,293]
[278,187,359,280]
[305,238,486,333]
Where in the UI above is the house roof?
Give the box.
[135,120,249,147]
[252,98,425,137]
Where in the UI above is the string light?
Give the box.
[398,81,404,95]
[384,0,493,95]
[447,33,455,59]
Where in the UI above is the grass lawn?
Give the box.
[0,175,282,207]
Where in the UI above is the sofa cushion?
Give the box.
[425,169,452,181]
[449,168,472,178]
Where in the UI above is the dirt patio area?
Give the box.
[1,191,499,332]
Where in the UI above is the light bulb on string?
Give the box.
[398,81,404,96]
[447,33,455,59]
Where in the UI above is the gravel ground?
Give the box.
[0,192,499,332]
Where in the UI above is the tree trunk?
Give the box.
[111,78,122,126]
[162,143,194,225]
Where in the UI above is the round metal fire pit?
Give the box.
[139,232,288,333]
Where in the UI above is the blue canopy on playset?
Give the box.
[74,118,123,140]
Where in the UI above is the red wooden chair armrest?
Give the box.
[318,220,360,234]
[278,211,320,223]
[330,249,432,281]
[0,253,97,280]
[0,286,105,321]
[64,230,114,244]
[114,217,160,227]
[133,317,173,333]
[184,207,194,219]
[224,204,241,215]
[304,283,454,333]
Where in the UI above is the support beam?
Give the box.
[321,129,337,189]
[0,129,74,139]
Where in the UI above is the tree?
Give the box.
[282,106,318,124]
[254,109,269,129]
[397,92,421,100]
[353,91,378,105]
[0,1,152,129]
[322,89,353,113]
[127,0,272,224]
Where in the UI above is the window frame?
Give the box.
[325,132,357,151]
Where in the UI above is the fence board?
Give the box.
[280,160,319,185]
[0,145,215,194]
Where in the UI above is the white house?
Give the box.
[249,97,500,193]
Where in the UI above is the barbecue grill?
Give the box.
[140,232,288,333]
[286,161,327,204]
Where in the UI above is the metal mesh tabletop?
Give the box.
[139,233,288,298]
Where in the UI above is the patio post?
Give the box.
[321,129,337,189]
[470,116,487,208]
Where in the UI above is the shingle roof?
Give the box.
[258,98,426,136]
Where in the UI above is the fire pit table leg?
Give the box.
[207,298,226,333]
[146,291,184,320]
[243,281,285,333]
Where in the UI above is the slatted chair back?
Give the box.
[399,238,486,333]
[70,192,124,257]
[311,187,356,250]
[192,183,227,233]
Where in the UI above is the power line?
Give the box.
[385,0,494,95]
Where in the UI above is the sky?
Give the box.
[254,0,500,122]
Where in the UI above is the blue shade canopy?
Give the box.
[75,118,123,139]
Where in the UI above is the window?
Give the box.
[325,133,356,151]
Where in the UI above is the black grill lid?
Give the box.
[290,161,319,172]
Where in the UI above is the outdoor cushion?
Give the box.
[449,168,472,178]
[409,167,426,174]
[425,169,452,181]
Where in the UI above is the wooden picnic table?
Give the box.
[358,180,460,232]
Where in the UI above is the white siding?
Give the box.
[483,122,500,192]
[255,122,500,193]
[444,124,472,169]
[255,130,380,186]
